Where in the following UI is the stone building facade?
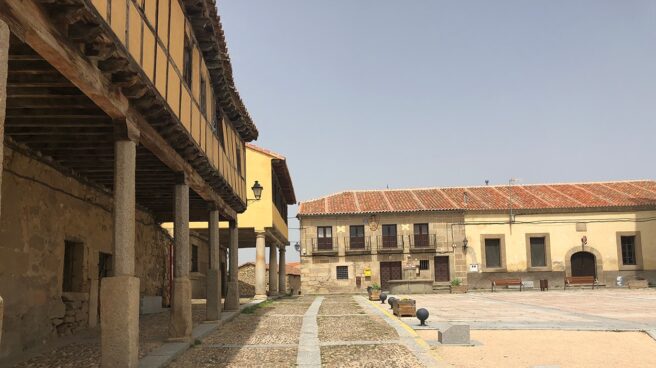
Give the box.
[298,181,656,294]
[0,147,170,360]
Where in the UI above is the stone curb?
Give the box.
[138,298,271,368]
[295,296,323,367]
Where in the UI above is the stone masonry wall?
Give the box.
[0,147,170,362]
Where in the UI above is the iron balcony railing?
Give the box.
[376,235,404,252]
[408,234,452,252]
[308,238,338,254]
[344,236,372,253]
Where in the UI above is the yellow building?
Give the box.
[298,180,656,293]
[163,143,296,298]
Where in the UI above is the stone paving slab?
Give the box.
[411,289,656,331]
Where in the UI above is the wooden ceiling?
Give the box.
[6,35,217,222]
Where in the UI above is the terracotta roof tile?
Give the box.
[298,180,656,216]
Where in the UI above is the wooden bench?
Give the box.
[491,278,523,292]
[564,276,596,289]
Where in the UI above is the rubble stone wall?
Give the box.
[0,147,170,361]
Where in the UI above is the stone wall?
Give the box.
[0,147,170,361]
[238,263,300,297]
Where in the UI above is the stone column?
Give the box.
[0,20,8,348]
[268,245,278,295]
[254,232,267,299]
[100,133,139,368]
[278,247,286,295]
[224,220,240,310]
[169,179,192,339]
[206,208,222,320]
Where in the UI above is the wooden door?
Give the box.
[571,252,596,277]
[434,256,450,282]
[379,261,402,291]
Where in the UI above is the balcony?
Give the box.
[409,234,450,253]
[376,235,404,254]
[344,236,372,255]
[309,238,338,256]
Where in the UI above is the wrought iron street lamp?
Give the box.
[248,181,263,203]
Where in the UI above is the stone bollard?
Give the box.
[438,324,470,345]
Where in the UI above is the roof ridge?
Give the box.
[436,188,459,208]
[352,192,361,212]
[463,188,489,209]
[544,184,585,206]
[246,143,286,160]
[572,183,613,204]
[409,190,426,210]
[624,181,656,195]
[381,191,393,211]
[515,185,551,207]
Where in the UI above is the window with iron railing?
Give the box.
[350,225,365,249]
[413,223,429,247]
[317,226,333,250]
[382,224,398,247]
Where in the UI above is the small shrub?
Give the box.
[451,278,462,286]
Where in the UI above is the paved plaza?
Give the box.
[405,289,656,332]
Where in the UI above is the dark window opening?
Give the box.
[317,226,333,250]
[382,224,397,247]
[413,223,429,247]
[419,260,429,270]
[63,241,85,292]
[621,236,636,265]
[191,245,199,272]
[485,238,501,268]
[99,252,113,279]
[529,237,546,267]
[236,144,242,176]
[183,36,193,88]
[350,225,365,249]
[200,76,207,116]
[336,266,349,280]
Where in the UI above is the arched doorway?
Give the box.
[571,252,596,277]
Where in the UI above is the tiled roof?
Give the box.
[297,180,656,216]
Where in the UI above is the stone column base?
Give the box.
[100,276,140,368]
[206,269,222,321]
[169,277,192,340]
[224,280,240,311]
[254,294,268,300]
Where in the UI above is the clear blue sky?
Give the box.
[221,1,656,263]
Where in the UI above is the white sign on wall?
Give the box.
[469,264,479,272]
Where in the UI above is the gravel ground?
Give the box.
[434,330,656,368]
[321,344,422,368]
[169,346,297,368]
[203,314,303,345]
[12,341,100,368]
[318,315,398,342]
[255,303,310,316]
[318,301,365,315]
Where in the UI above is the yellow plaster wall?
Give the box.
[464,211,656,272]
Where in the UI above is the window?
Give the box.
[529,237,546,267]
[336,266,349,280]
[183,36,193,88]
[382,224,397,247]
[350,225,365,249]
[413,223,429,247]
[419,260,429,270]
[621,236,636,265]
[484,238,501,268]
[317,226,333,250]
[199,76,207,116]
[236,144,242,176]
[63,241,84,292]
[191,245,199,272]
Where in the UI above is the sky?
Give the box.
[219,1,656,263]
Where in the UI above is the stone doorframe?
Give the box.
[564,246,604,280]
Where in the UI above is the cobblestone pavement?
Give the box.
[168,295,439,367]
[406,289,656,331]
